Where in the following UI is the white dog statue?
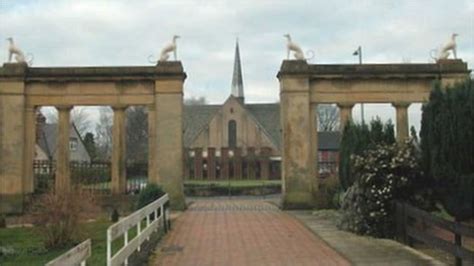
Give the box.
[432,33,458,61]
[159,35,180,62]
[283,34,304,60]
[6,37,26,63]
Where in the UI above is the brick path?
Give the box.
[151,200,350,266]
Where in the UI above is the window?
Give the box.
[228,120,237,148]
[70,138,78,151]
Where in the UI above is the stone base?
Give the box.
[170,196,187,211]
[0,194,24,214]
[281,192,315,210]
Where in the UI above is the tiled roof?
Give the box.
[183,104,221,147]
[183,102,340,151]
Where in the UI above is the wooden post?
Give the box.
[454,217,462,266]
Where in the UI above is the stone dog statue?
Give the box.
[159,35,180,62]
[431,33,458,61]
[6,37,26,63]
[283,34,314,61]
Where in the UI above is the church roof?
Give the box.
[183,102,340,151]
[183,104,221,147]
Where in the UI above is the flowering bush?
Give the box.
[338,141,430,237]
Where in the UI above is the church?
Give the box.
[183,41,340,179]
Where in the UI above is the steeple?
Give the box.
[231,39,244,102]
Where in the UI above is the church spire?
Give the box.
[231,39,244,102]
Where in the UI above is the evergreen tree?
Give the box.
[339,118,395,189]
[420,79,473,220]
[83,132,97,161]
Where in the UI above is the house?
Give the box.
[183,41,340,176]
[35,112,91,162]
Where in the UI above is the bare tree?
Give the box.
[40,106,92,137]
[317,104,340,131]
[95,107,113,160]
[184,96,207,105]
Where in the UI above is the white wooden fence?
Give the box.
[107,194,170,266]
[45,239,91,266]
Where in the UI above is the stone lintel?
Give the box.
[278,60,470,80]
[0,62,186,82]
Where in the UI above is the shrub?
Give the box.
[339,141,431,237]
[339,118,395,189]
[420,79,474,220]
[0,215,6,228]
[111,209,120,222]
[136,184,165,210]
[315,175,342,209]
[32,189,99,248]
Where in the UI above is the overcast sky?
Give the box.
[1,0,473,132]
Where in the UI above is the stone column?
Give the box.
[111,106,127,194]
[148,104,158,185]
[220,147,230,179]
[55,105,72,193]
[23,106,37,193]
[207,148,216,180]
[311,104,319,186]
[278,66,315,209]
[392,102,410,142]
[337,103,354,130]
[0,63,27,214]
[153,77,186,210]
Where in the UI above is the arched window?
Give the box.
[228,120,237,148]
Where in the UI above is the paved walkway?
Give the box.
[151,199,350,266]
[290,211,445,266]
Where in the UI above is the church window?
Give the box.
[228,120,237,148]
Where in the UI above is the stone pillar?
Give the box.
[260,147,272,180]
[23,106,37,193]
[148,104,158,185]
[220,147,230,179]
[55,105,72,193]
[278,61,315,209]
[207,148,216,180]
[194,148,203,180]
[0,63,27,214]
[337,103,354,130]
[233,147,242,179]
[392,102,410,142]
[153,73,186,210]
[247,147,257,179]
[111,106,127,194]
[311,104,318,184]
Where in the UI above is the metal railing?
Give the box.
[106,194,170,266]
[45,239,91,266]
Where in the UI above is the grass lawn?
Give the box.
[184,179,281,188]
[0,218,159,266]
